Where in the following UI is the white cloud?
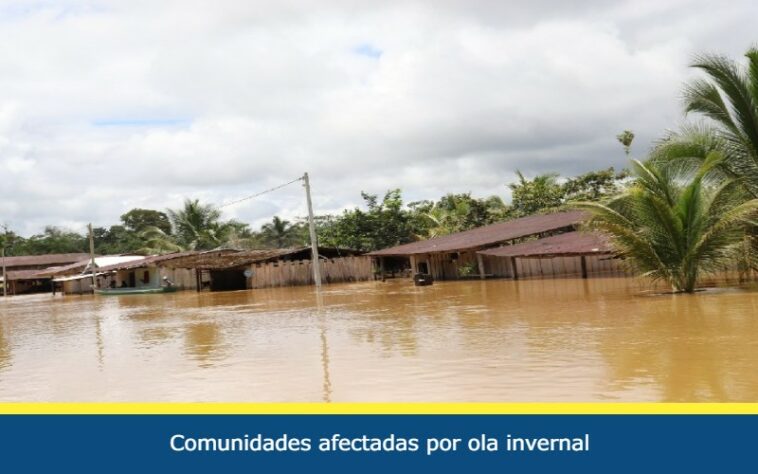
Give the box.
[0,0,756,235]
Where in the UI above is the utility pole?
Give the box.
[88,223,97,292]
[303,172,322,288]
[1,246,6,298]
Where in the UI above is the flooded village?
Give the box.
[2,209,758,402]
[1,3,758,405]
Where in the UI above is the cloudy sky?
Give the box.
[1,0,756,235]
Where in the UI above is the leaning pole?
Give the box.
[88,223,97,292]
[303,172,322,288]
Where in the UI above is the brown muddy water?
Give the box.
[0,277,757,402]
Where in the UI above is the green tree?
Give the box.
[318,190,415,251]
[416,193,506,238]
[93,225,146,254]
[574,156,758,293]
[167,199,234,250]
[120,209,172,234]
[507,171,564,217]
[16,227,87,255]
[616,130,635,157]
[563,167,629,202]
[0,226,25,256]
[259,216,303,248]
[135,226,183,255]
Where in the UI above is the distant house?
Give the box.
[0,253,91,295]
[43,255,148,294]
[368,211,588,281]
[90,251,207,292]
[91,247,371,292]
[142,247,370,291]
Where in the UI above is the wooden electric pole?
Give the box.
[303,172,322,288]
[88,223,97,292]
[1,246,6,298]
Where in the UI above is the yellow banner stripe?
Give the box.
[0,403,757,415]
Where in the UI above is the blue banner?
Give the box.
[0,414,753,472]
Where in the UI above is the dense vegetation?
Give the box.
[0,167,625,256]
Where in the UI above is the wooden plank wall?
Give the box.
[423,253,631,281]
[161,268,197,289]
[248,256,372,289]
[509,255,631,279]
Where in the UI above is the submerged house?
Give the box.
[90,251,212,292]
[41,255,149,294]
[367,211,618,281]
[151,247,371,291]
[476,230,625,279]
[0,253,91,295]
[80,247,371,293]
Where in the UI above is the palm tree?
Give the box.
[167,199,230,250]
[259,216,301,248]
[422,200,471,238]
[508,171,564,217]
[574,155,758,293]
[653,48,758,197]
[136,226,183,255]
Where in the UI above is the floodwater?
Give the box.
[1,277,757,402]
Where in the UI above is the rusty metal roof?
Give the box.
[92,250,226,273]
[0,253,92,269]
[5,269,55,281]
[160,248,308,270]
[477,231,613,258]
[367,211,587,256]
[34,255,148,277]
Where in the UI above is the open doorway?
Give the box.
[209,269,247,291]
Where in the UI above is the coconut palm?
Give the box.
[574,155,758,293]
[136,226,183,255]
[652,48,758,197]
[167,199,231,250]
[259,216,302,248]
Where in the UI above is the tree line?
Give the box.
[0,167,626,257]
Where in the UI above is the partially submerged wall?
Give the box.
[248,256,372,289]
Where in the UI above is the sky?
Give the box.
[0,0,756,236]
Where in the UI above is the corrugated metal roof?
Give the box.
[367,211,587,256]
[36,255,147,277]
[93,250,226,273]
[477,231,613,258]
[0,253,92,269]
[5,269,53,280]
[158,248,311,270]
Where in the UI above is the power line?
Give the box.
[217,176,304,209]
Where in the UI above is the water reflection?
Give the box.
[0,318,11,371]
[0,279,757,401]
[183,321,226,367]
[599,289,758,401]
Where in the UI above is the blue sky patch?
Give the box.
[353,43,382,59]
